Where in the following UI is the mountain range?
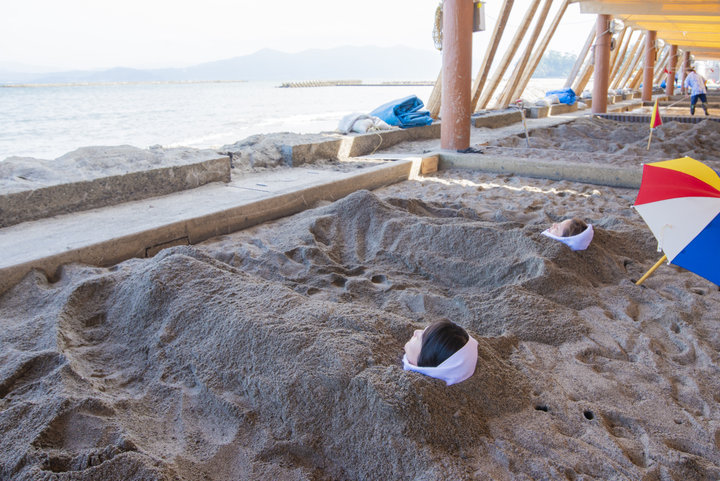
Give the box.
[0,46,443,84]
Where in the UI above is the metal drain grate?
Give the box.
[594,113,720,124]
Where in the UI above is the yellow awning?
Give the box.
[577,0,720,59]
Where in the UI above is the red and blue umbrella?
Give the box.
[634,156,720,285]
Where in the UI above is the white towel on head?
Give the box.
[541,224,594,251]
[402,336,478,386]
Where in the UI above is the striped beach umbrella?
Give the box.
[634,156,720,285]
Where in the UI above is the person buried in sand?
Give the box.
[403,320,478,385]
[541,217,594,251]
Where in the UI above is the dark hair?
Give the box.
[417,320,469,367]
[563,218,587,237]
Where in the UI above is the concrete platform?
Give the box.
[286,123,440,165]
[437,152,641,189]
[472,110,523,128]
[607,99,644,113]
[1,155,230,228]
[0,159,425,295]
[549,102,578,115]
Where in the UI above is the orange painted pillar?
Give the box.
[441,0,473,151]
[666,45,677,96]
[642,30,657,101]
[592,14,611,114]
[681,51,690,95]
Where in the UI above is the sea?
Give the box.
[0,81,434,161]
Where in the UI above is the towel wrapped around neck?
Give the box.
[402,336,478,385]
[541,224,594,251]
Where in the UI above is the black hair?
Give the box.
[417,320,469,367]
[563,218,587,237]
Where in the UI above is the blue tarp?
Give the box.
[370,95,433,128]
[545,88,577,105]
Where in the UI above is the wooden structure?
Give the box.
[435,0,720,150]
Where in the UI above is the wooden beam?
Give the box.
[564,26,595,89]
[666,44,678,95]
[440,0,473,150]
[681,50,690,94]
[495,0,554,108]
[573,55,595,94]
[470,0,515,111]
[607,27,627,77]
[616,32,646,88]
[476,0,541,110]
[611,30,642,89]
[579,1,720,17]
[608,27,631,82]
[427,70,442,119]
[642,30,657,100]
[593,14,612,113]
[653,45,671,84]
[511,0,571,103]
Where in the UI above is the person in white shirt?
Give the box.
[683,67,709,116]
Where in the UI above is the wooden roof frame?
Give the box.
[576,0,720,59]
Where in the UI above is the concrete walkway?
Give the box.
[0,159,421,295]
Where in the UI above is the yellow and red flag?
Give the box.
[650,98,663,129]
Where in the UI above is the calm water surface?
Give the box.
[0,81,433,161]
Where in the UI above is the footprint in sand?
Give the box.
[600,411,650,468]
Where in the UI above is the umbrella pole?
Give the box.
[635,254,667,285]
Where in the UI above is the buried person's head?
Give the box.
[403,320,478,385]
[548,218,587,237]
[542,217,594,251]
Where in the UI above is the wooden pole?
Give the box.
[681,50,690,94]
[564,26,595,89]
[666,44,678,96]
[470,0,514,111]
[592,13,612,114]
[440,0,473,151]
[611,31,642,89]
[635,254,667,285]
[427,70,442,119]
[495,0,553,109]
[476,0,541,110]
[642,30,657,101]
[511,0,570,104]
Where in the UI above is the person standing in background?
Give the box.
[684,66,710,116]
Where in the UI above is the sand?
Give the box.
[2,117,720,480]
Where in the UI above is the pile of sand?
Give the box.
[0,145,223,194]
[2,168,720,479]
[485,117,720,168]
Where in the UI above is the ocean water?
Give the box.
[0,81,434,161]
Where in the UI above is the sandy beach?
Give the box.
[2,115,720,480]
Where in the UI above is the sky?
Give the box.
[1,1,597,72]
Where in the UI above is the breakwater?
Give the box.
[279,80,434,88]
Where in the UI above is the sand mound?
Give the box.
[486,117,720,167]
[2,173,720,480]
[0,145,222,194]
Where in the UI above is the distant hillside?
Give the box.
[1,47,577,84]
[0,46,442,84]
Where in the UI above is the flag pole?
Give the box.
[635,254,667,285]
[647,97,661,150]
